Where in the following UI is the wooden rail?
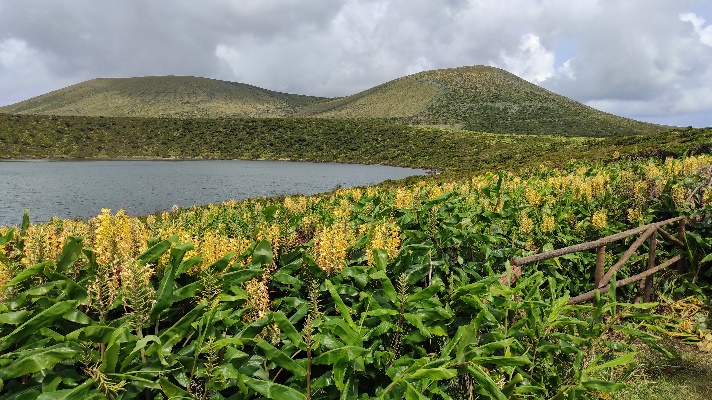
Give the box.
[509,216,688,305]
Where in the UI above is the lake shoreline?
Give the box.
[0,159,428,228]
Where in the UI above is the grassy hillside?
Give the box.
[0,113,708,174]
[1,66,670,137]
[298,66,668,136]
[0,76,328,118]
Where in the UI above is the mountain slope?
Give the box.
[296,66,667,136]
[0,66,670,136]
[0,76,328,118]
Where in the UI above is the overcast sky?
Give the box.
[1,0,711,127]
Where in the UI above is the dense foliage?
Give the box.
[2,155,711,399]
[1,113,711,173]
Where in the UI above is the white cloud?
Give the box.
[680,12,712,47]
[494,33,555,83]
[0,38,38,69]
[0,38,78,104]
[0,0,711,126]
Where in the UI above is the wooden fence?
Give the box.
[509,216,688,305]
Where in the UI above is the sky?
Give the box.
[1,0,711,127]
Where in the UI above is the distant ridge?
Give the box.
[296,66,667,136]
[0,66,669,136]
[0,76,328,118]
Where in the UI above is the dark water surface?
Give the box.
[0,160,427,227]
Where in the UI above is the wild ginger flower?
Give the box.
[592,210,607,229]
[394,187,415,209]
[519,212,534,234]
[524,187,542,207]
[671,186,687,205]
[243,275,271,322]
[0,260,11,303]
[314,223,354,274]
[363,220,401,266]
[627,208,643,223]
[541,214,556,233]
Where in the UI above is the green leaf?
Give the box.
[61,308,93,325]
[699,253,712,265]
[256,339,306,377]
[370,270,398,305]
[36,379,95,400]
[0,227,14,246]
[137,235,179,264]
[502,373,524,398]
[206,251,236,273]
[584,352,635,373]
[271,311,304,349]
[158,376,190,398]
[252,239,273,266]
[409,367,457,381]
[466,364,506,400]
[3,261,52,289]
[404,381,429,400]
[0,344,81,380]
[313,346,370,365]
[243,376,307,400]
[373,248,390,271]
[0,310,29,325]
[0,300,78,351]
[176,256,202,276]
[325,279,357,332]
[581,379,626,392]
[66,326,119,343]
[469,355,531,367]
[407,281,444,304]
[54,236,84,274]
[122,335,165,371]
[150,242,193,322]
[157,302,207,352]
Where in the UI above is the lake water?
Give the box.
[0,160,427,227]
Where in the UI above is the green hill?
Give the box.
[0,76,328,118]
[296,66,668,136]
[0,66,670,136]
[0,112,708,173]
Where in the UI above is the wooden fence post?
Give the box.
[677,219,686,273]
[595,246,606,288]
[637,230,657,303]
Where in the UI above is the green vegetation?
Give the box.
[1,155,711,398]
[0,76,328,118]
[0,66,670,137]
[1,113,710,174]
[282,66,668,137]
[0,64,710,399]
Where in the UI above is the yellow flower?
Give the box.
[519,212,534,234]
[314,223,354,274]
[671,186,686,205]
[243,276,271,322]
[394,187,415,209]
[0,259,11,302]
[541,215,556,233]
[362,220,401,266]
[592,210,607,229]
[524,187,542,207]
[703,189,712,205]
[627,208,643,223]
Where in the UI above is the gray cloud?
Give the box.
[0,0,710,127]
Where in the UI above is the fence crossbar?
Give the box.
[511,216,685,267]
[568,254,683,304]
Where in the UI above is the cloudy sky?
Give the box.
[1,0,711,127]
